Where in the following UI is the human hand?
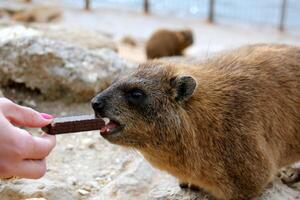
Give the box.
[0,98,56,179]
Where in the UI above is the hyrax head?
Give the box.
[91,62,197,149]
[179,29,194,48]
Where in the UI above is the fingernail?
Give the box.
[41,113,53,120]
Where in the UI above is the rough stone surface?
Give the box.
[34,25,117,51]
[0,35,135,102]
[97,158,155,200]
[0,25,117,51]
[12,4,62,23]
[0,1,62,23]
[0,179,77,200]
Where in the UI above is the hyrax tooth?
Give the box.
[103,117,110,125]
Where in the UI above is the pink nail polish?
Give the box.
[41,113,53,120]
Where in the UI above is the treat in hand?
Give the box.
[42,115,109,135]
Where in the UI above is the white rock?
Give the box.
[0,35,135,102]
[77,189,89,196]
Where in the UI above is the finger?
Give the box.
[8,127,56,160]
[20,131,56,160]
[2,102,53,127]
[0,161,14,178]
[15,159,47,179]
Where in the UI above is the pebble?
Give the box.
[77,189,90,196]
[65,144,74,150]
[37,184,46,190]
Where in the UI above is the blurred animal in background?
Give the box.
[145,29,193,59]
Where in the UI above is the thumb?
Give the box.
[3,102,53,128]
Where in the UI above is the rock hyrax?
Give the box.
[146,29,193,59]
[92,44,300,200]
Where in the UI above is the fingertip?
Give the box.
[17,159,47,179]
[40,113,54,120]
[40,133,56,150]
[33,160,47,179]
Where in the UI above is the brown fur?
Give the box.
[92,44,300,200]
[145,29,193,59]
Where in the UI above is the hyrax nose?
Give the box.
[91,98,105,112]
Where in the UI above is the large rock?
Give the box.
[0,178,77,200]
[98,158,159,200]
[0,36,135,102]
[11,4,62,23]
[34,25,117,51]
[0,1,62,23]
[0,25,117,51]
[94,156,300,200]
[97,158,209,200]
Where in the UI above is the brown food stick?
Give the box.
[41,115,105,135]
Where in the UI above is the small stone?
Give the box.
[77,189,89,196]
[82,185,92,192]
[88,142,96,149]
[66,177,77,186]
[37,184,45,190]
[86,181,100,190]
[65,144,74,150]
[81,138,96,149]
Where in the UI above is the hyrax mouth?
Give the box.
[96,116,123,136]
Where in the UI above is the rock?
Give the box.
[23,198,47,200]
[0,1,30,16]
[12,4,62,23]
[0,1,62,23]
[0,178,77,200]
[0,35,135,102]
[81,138,96,149]
[0,25,117,51]
[94,155,300,200]
[34,25,117,51]
[0,26,41,43]
[0,88,3,97]
[77,189,90,196]
[97,158,155,200]
[121,36,137,47]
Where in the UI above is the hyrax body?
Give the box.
[146,29,193,59]
[92,44,300,200]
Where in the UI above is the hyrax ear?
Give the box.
[170,75,197,101]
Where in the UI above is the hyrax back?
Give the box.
[145,29,193,59]
[92,44,300,200]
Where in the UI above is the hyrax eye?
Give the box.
[125,88,146,105]
[129,89,145,99]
